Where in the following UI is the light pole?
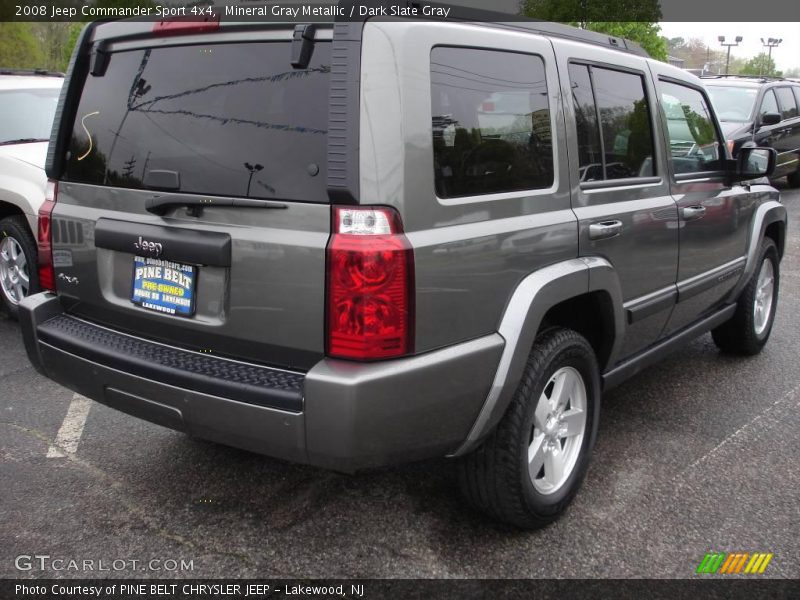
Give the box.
[244,162,264,197]
[718,35,743,76]
[760,37,782,77]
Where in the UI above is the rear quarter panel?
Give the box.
[359,21,576,353]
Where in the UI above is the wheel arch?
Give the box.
[0,186,41,236]
[0,199,27,221]
[727,200,786,303]
[450,257,624,457]
[764,220,785,259]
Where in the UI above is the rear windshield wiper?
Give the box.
[0,138,47,145]
[145,194,288,216]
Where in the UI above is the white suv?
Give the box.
[0,70,63,317]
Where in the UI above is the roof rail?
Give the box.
[0,68,65,77]
[700,74,785,83]
[335,0,650,58]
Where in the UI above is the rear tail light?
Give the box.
[37,180,57,292]
[326,207,414,360]
[727,139,735,156]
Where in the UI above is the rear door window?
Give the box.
[430,46,554,198]
[568,63,656,182]
[64,42,331,202]
[569,64,603,182]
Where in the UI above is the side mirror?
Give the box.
[735,146,776,180]
[760,112,782,126]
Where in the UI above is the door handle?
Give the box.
[588,220,623,240]
[681,206,706,221]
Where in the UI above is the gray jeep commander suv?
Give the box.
[19,3,786,528]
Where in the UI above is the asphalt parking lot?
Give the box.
[2,186,799,580]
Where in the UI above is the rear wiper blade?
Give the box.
[0,138,47,145]
[145,195,288,216]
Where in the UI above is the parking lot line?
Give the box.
[46,393,92,458]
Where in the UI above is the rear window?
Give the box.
[0,87,61,144]
[64,42,331,202]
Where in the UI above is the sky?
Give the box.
[657,22,800,72]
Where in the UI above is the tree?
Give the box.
[30,23,83,72]
[740,53,783,78]
[522,0,661,24]
[585,23,667,61]
[521,0,668,61]
[0,23,46,69]
[666,37,686,53]
[783,66,800,78]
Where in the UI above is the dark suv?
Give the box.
[704,75,800,187]
[19,4,786,529]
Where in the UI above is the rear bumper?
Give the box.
[20,293,503,472]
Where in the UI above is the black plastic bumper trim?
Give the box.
[37,315,304,413]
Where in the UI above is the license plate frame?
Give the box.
[131,256,197,317]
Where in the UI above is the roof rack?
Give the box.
[336,0,650,58]
[101,0,650,60]
[0,68,65,77]
[700,74,784,83]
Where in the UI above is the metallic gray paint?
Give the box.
[24,17,789,472]
[359,22,577,353]
[451,258,620,457]
[554,40,680,359]
[305,334,504,471]
[51,182,329,370]
[20,289,504,472]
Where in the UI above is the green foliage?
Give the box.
[0,23,46,69]
[666,37,686,52]
[521,0,666,61]
[584,22,667,61]
[522,0,661,23]
[740,53,782,77]
[30,23,83,72]
[64,24,84,67]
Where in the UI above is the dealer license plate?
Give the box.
[131,256,197,317]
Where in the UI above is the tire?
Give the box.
[712,238,779,355]
[458,328,601,529]
[0,215,40,320]
[787,170,800,188]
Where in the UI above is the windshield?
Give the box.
[706,86,758,122]
[0,87,61,144]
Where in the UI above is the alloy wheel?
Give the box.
[0,236,30,306]
[753,257,775,336]
[528,366,587,495]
